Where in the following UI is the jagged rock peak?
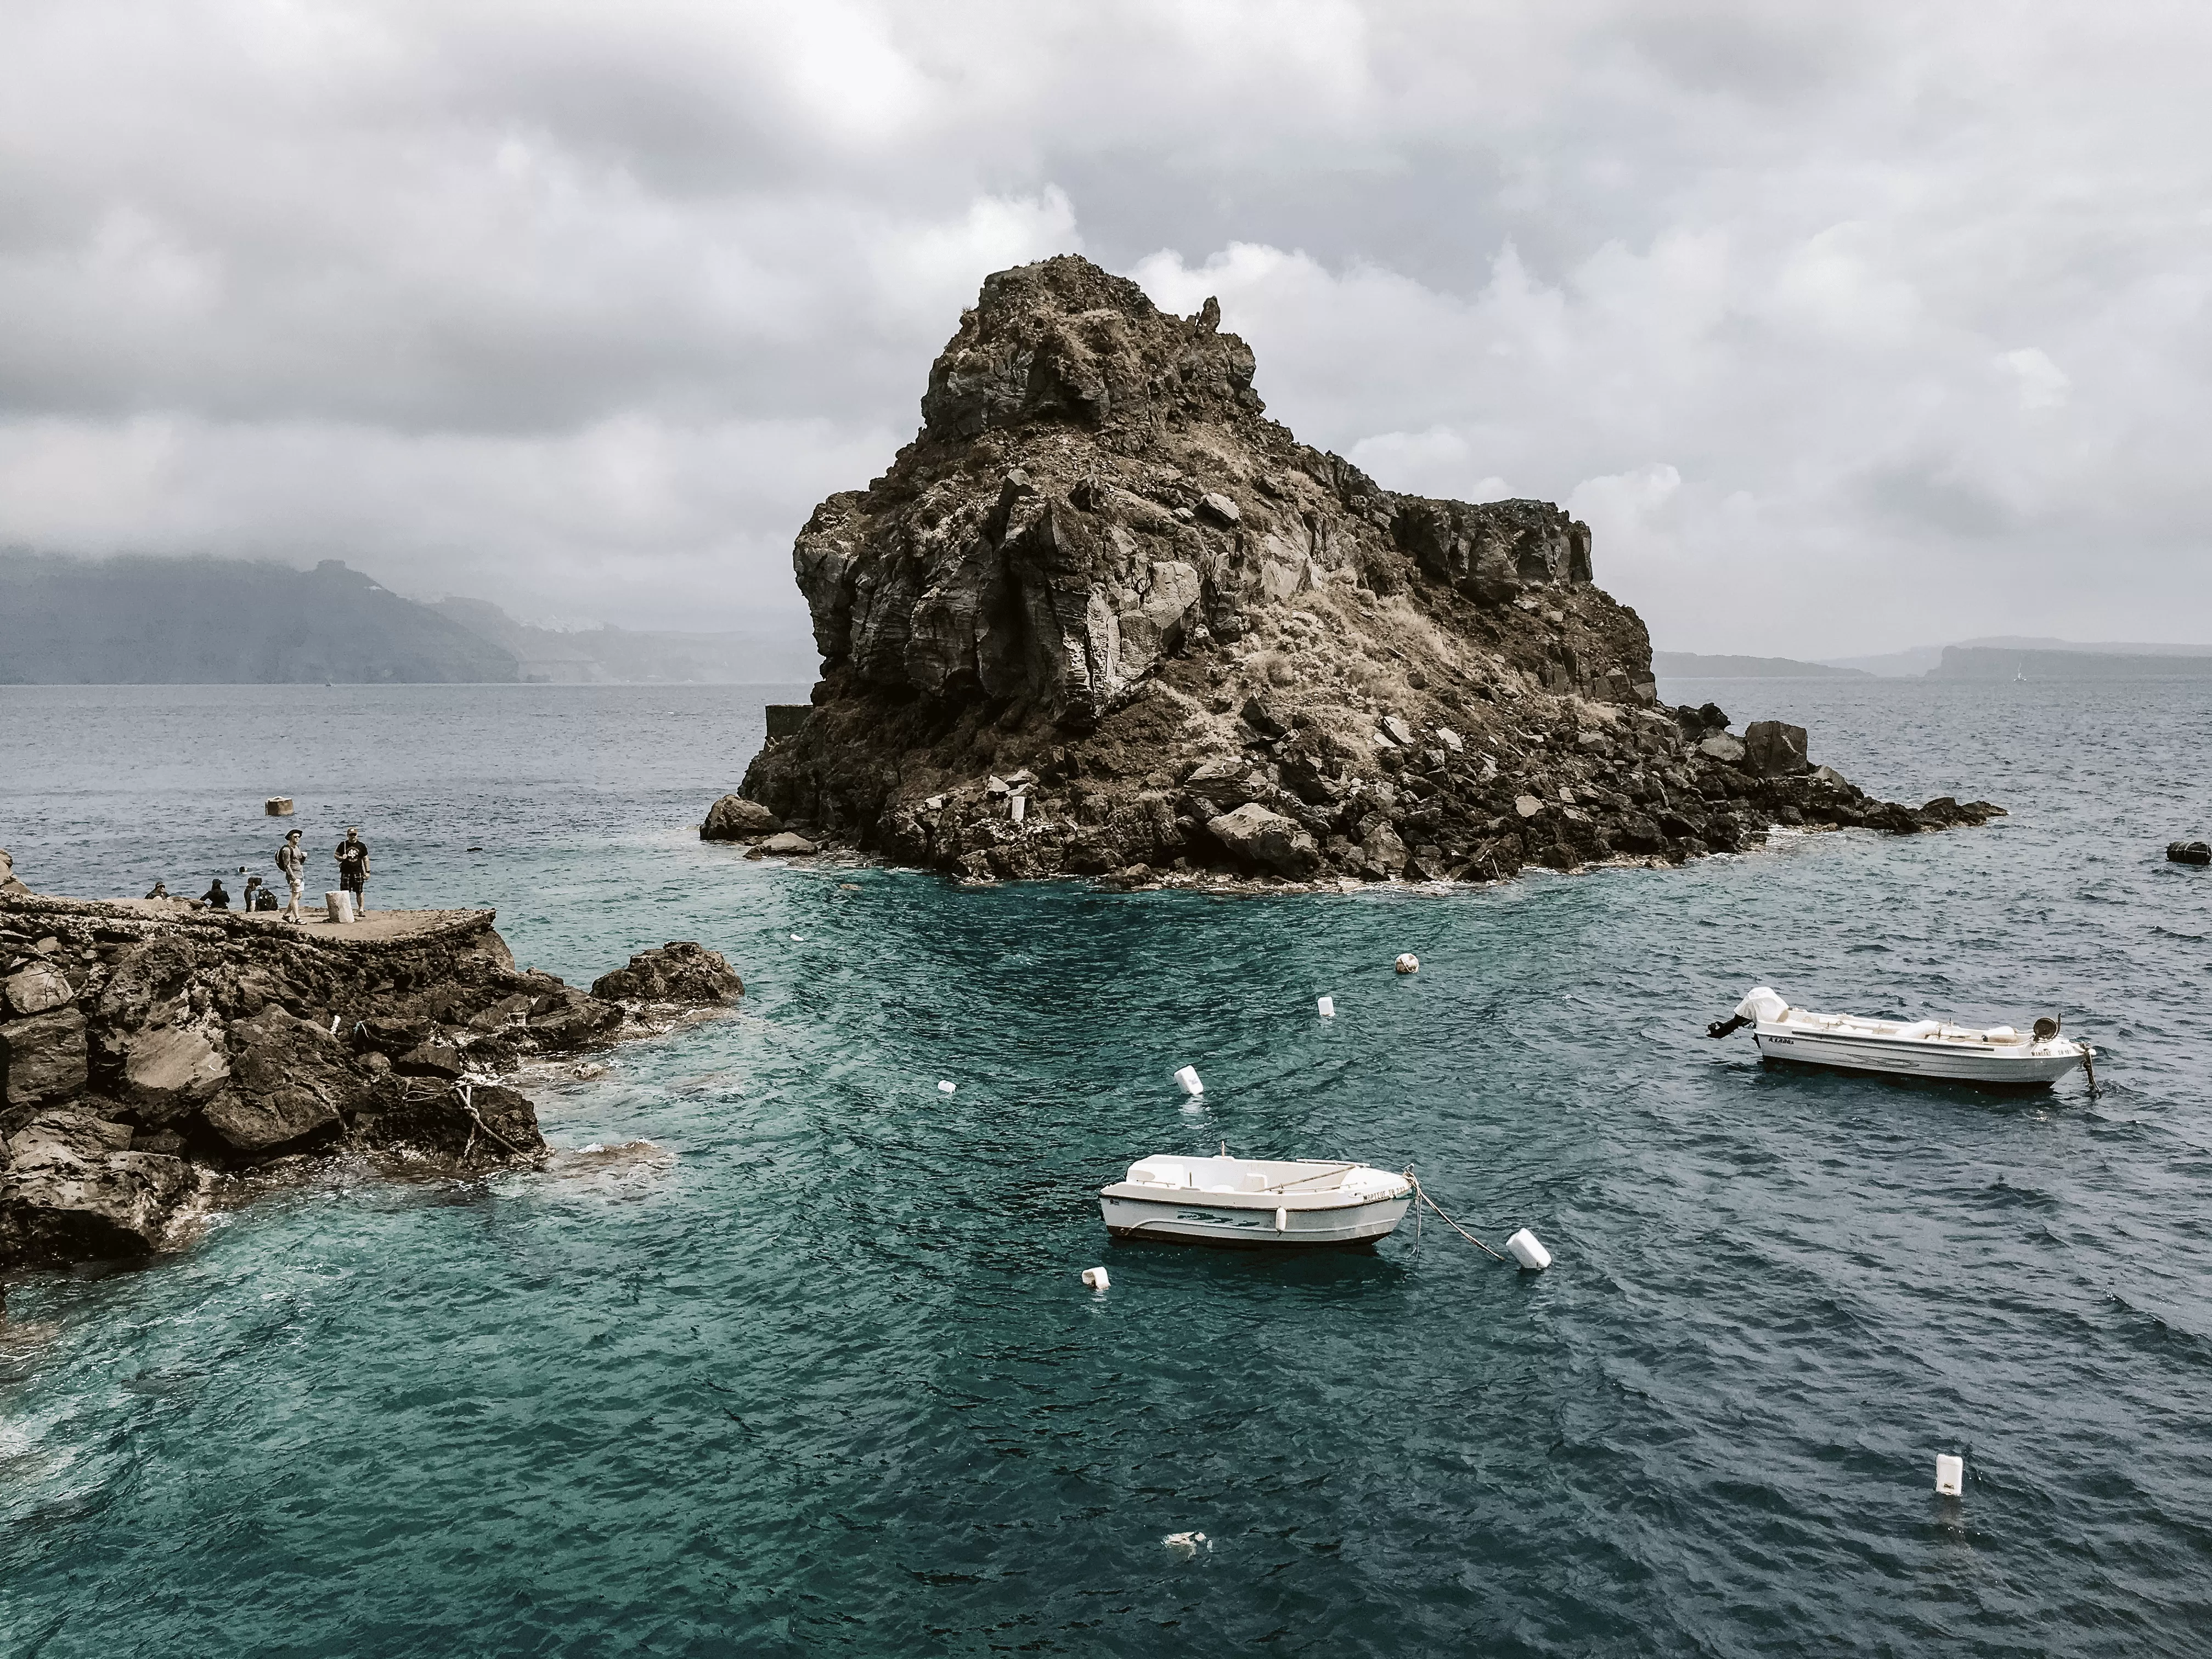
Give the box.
[917,254,1260,442]
[738,255,1997,889]
[790,253,1618,740]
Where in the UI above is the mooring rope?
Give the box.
[1404,1171,1510,1262]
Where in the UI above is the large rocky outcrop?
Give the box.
[0,877,741,1274]
[737,256,2000,885]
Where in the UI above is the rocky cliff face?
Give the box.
[0,879,740,1274]
[741,256,1998,885]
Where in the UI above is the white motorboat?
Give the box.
[1707,985,2094,1087]
[1099,1154,1413,1247]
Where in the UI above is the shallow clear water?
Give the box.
[2,677,2209,1656]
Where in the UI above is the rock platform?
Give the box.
[0,881,742,1277]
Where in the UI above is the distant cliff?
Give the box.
[430,596,817,684]
[0,554,518,684]
[1929,645,2212,680]
[1654,652,1869,679]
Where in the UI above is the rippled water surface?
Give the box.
[2,678,2209,1656]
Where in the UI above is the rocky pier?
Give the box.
[0,865,741,1277]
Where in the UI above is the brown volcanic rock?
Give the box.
[0,895,746,1273]
[734,254,1999,884]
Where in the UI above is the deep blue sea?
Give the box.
[2,677,2209,1657]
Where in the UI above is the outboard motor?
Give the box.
[1708,985,1787,1039]
[2033,1015,2061,1041]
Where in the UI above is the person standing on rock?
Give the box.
[335,826,371,917]
[276,827,307,922]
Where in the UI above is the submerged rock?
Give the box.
[590,941,744,1005]
[701,795,781,841]
[733,256,2001,884]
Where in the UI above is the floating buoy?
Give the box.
[1274,1206,1289,1232]
[1080,1266,1109,1290]
[1935,1453,1964,1498]
[1174,1064,1204,1097]
[1395,953,1419,974]
[1164,1530,1207,1551]
[1317,995,1335,1018]
[1505,1228,1552,1271]
[938,1080,956,1094]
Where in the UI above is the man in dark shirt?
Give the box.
[335,827,371,917]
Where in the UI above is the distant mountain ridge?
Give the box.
[1652,651,1869,679]
[0,552,517,684]
[429,596,817,683]
[1928,645,2212,680]
[0,551,816,684]
[1824,636,2212,676]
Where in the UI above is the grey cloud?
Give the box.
[0,1,2208,650]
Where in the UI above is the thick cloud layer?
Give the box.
[2,1,2205,649]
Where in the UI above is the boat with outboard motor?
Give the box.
[1706,985,2094,1086]
[1099,1153,1413,1246]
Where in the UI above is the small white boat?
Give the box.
[1099,1154,1413,1247]
[1707,985,2094,1087]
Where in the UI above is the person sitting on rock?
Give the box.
[144,880,168,899]
[201,878,232,910]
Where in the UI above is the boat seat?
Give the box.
[1238,1170,1269,1192]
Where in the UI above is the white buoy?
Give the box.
[1274,1206,1289,1232]
[1175,1064,1204,1096]
[1505,1228,1552,1271]
[1395,952,1419,974]
[1081,1266,1110,1290]
[938,1080,956,1094]
[1935,1453,1964,1498]
[1164,1530,1206,1551]
[1317,995,1335,1018]
[1009,794,1027,823]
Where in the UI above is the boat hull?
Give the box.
[1754,1027,2087,1086]
[1100,1193,1411,1248]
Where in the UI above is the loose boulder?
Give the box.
[758,831,819,856]
[590,941,744,1004]
[1742,721,1810,777]
[702,795,782,841]
[2,961,73,1018]
[0,1133,198,1264]
[2,1008,91,1120]
[204,1006,367,1155]
[1205,804,1321,878]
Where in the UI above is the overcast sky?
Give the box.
[3,1,2207,654]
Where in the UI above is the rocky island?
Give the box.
[0,853,740,1276]
[726,256,1998,885]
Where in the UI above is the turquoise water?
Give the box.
[3,679,2210,1655]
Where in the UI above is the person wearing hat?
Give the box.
[335,826,371,917]
[275,827,307,922]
